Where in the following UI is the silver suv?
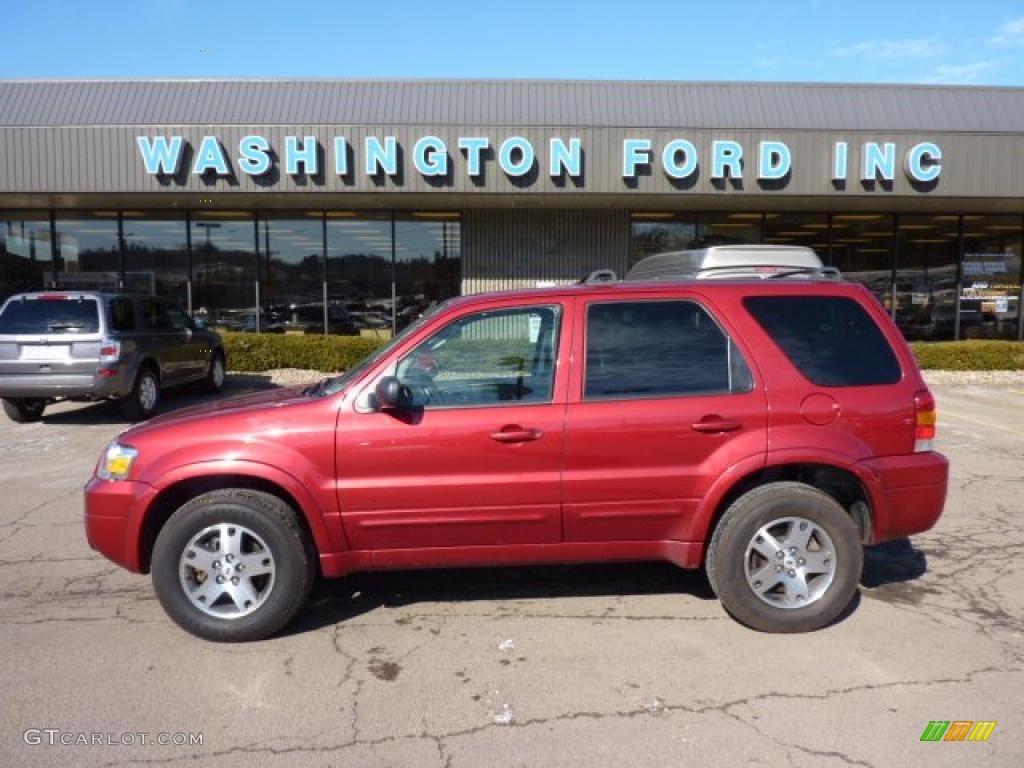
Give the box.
[0,292,226,422]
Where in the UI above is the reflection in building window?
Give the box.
[260,217,329,334]
[1,216,52,302]
[959,216,1022,340]
[327,213,394,338]
[191,215,256,331]
[55,215,120,292]
[395,213,461,333]
[830,214,895,310]
[122,215,189,308]
[895,215,959,341]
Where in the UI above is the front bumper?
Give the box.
[859,451,949,543]
[84,477,158,573]
[0,368,132,400]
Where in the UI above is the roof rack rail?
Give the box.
[579,269,618,284]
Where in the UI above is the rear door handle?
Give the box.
[490,426,544,443]
[691,417,743,434]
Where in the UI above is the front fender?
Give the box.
[141,458,343,559]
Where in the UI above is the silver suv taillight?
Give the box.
[99,339,121,364]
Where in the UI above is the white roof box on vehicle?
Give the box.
[624,245,840,282]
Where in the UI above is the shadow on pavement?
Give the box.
[37,374,279,426]
[286,562,718,635]
[861,538,928,588]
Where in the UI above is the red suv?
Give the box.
[85,251,948,641]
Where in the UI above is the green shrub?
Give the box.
[221,332,1024,374]
[223,332,385,373]
[910,340,1024,371]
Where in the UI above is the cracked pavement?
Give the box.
[1,375,1022,767]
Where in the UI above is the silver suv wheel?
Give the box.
[179,523,276,619]
[744,516,837,609]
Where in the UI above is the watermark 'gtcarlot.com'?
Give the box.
[24,729,203,747]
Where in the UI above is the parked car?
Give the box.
[0,292,226,422]
[84,247,948,641]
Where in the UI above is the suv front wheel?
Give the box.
[707,482,863,633]
[151,489,315,642]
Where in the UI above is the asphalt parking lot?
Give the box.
[1,374,1022,767]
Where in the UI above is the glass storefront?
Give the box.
[259,217,325,333]
[121,214,190,307]
[895,215,959,340]
[631,211,1024,340]
[191,214,257,331]
[327,213,396,337]
[55,214,121,292]
[0,209,1020,342]
[959,216,1022,339]
[1,215,51,299]
[395,213,461,331]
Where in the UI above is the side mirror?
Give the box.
[374,376,413,411]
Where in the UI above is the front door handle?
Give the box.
[490,426,544,443]
[691,417,743,434]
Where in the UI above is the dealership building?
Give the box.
[1,78,1022,340]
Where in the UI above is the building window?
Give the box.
[395,213,461,331]
[326,213,394,337]
[1,214,52,302]
[191,214,256,331]
[763,213,830,255]
[895,215,959,341]
[959,215,1022,340]
[55,214,121,292]
[698,213,763,246]
[122,214,190,308]
[630,213,698,269]
[830,214,895,310]
[259,217,328,334]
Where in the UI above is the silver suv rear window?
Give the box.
[0,297,101,334]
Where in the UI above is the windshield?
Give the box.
[0,297,101,334]
[321,300,451,396]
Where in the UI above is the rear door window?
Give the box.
[584,300,752,400]
[743,295,901,386]
[0,297,101,334]
[140,300,170,331]
[108,298,136,332]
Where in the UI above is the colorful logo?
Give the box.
[920,721,997,742]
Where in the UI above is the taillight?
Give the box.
[99,339,121,365]
[914,389,937,453]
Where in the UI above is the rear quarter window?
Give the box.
[0,297,101,334]
[743,295,901,386]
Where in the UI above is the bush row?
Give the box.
[223,332,1024,373]
[909,340,1024,371]
[222,332,385,373]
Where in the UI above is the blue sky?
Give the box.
[3,0,1023,85]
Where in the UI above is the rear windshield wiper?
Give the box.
[46,323,84,332]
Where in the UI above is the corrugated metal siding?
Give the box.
[2,80,1024,131]
[463,209,630,294]
[4,124,1023,198]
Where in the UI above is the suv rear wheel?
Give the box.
[151,489,315,642]
[122,366,160,420]
[707,482,863,633]
[203,350,226,394]
[2,397,46,423]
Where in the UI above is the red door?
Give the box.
[563,295,768,543]
[336,301,571,551]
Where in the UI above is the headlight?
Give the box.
[97,443,139,481]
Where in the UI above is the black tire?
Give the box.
[151,488,315,642]
[203,350,226,394]
[2,397,46,423]
[122,366,160,420]
[706,482,863,633]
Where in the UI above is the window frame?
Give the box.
[394,302,564,411]
[580,297,753,403]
